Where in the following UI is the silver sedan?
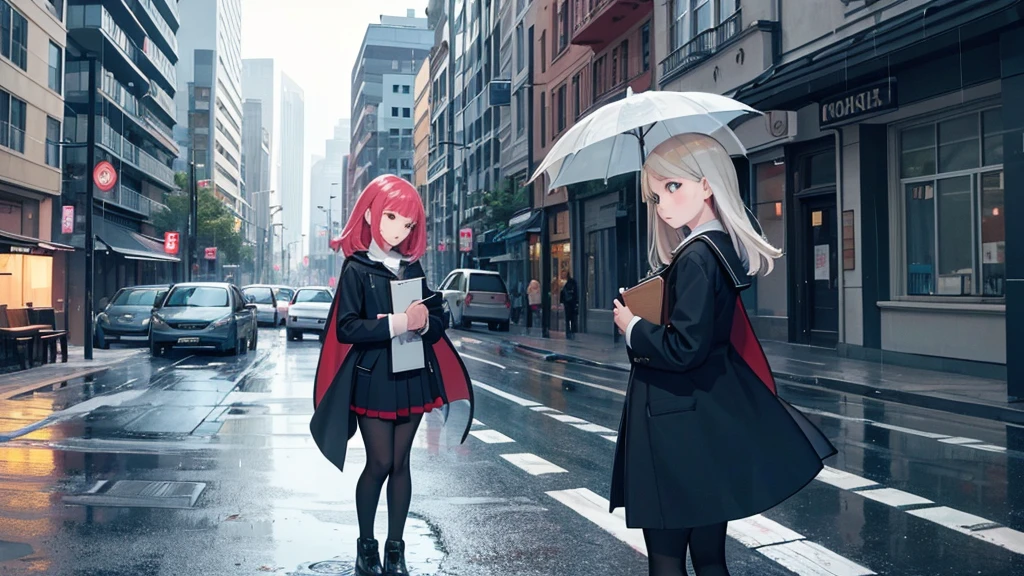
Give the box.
[286,286,334,341]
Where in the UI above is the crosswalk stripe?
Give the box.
[546,413,589,424]
[815,467,878,490]
[758,540,876,576]
[500,453,567,475]
[531,406,558,412]
[602,435,618,442]
[469,429,515,444]
[545,488,646,555]
[938,436,983,445]
[855,487,933,508]
[471,380,541,407]
[571,423,617,434]
[908,507,1024,555]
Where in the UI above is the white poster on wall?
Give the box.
[814,245,830,281]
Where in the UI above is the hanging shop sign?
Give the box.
[164,232,180,254]
[819,79,897,128]
[204,247,218,260]
[459,228,473,252]
[93,161,118,192]
[61,206,75,234]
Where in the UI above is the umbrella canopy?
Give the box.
[530,90,761,191]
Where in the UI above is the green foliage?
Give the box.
[153,172,246,264]
[481,177,528,231]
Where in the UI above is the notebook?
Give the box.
[621,275,665,325]
[390,278,426,373]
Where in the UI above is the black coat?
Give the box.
[310,253,474,472]
[609,230,836,529]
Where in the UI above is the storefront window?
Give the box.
[753,162,787,317]
[0,254,53,308]
[900,108,1004,297]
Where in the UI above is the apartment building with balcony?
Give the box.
[425,0,452,286]
[645,0,1024,395]
[175,0,244,219]
[61,0,181,344]
[413,58,432,278]
[0,0,71,324]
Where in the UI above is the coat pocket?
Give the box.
[646,382,697,416]
[355,350,381,373]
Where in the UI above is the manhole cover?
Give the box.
[305,560,354,574]
[63,480,206,509]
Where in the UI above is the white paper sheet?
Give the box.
[391,278,425,373]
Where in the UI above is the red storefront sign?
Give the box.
[204,247,217,260]
[93,161,117,192]
[459,228,473,252]
[61,206,75,234]
[164,232,180,254]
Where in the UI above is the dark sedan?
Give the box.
[94,285,170,349]
[149,283,258,356]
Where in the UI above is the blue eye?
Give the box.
[666,182,681,193]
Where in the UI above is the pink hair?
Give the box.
[333,175,427,261]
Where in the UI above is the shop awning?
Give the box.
[0,230,74,254]
[489,253,520,263]
[84,220,180,262]
[500,210,542,244]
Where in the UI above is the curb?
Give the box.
[504,340,1024,425]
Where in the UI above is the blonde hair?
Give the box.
[641,133,782,275]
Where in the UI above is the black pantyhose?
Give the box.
[643,523,730,576]
[355,414,423,541]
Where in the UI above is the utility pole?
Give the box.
[83,54,97,360]
[187,158,197,281]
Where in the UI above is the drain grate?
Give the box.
[63,480,206,509]
[296,560,355,575]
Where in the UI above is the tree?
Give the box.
[481,177,528,232]
[153,172,246,264]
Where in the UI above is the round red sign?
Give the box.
[93,161,117,192]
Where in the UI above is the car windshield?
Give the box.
[469,274,507,293]
[273,288,295,302]
[112,288,165,307]
[244,287,275,304]
[294,289,332,304]
[164,286,229,308]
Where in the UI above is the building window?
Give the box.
[620,40,629,83]
[403,85,410,94]
[392,107,399,116]
[403,107,411,118]
[45,0,63,20]
[516,24,525,73]
[571,74,580,119]
[557,1,569,53]
[401,158,411,170]
[0,90,26,153]
[753,161,787,318]
[900,108,1005,297]
[611,47,619,86]
[693,0,711,35]
[388,159,398,170]
[540,31,547,73]
[669,0,688,51]
[556,84,566,134]
[393,84,400,93]
[390,128,400,136]
[45,116,60,167]
[540,91,546,148]
[641,22,651,72]
[48,41,62,93]
[719,0,738,24]
[592,55,607,100]
[1,1,28,71]
[515,91,525,136]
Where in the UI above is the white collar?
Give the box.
[673,219,725,253]
[367,240,404,275]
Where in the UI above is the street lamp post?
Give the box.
[83,54,98,360]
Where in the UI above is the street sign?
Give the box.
[61,206,74,234]
[164,232,180,254]
[204,247,217,260]
[93,161,117,192]
[197,179,212,190]
[459,228,473,252]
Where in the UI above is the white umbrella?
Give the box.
[530,89,761,190]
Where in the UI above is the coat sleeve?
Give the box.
[412,266,444,345]
[627,252,716,373]
[336,264,392,344]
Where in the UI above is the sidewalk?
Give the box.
[0,347,144,398]
[485,326,1024,425]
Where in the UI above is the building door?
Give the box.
[799,193,839,347]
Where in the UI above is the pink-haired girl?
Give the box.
[311,175,474,576]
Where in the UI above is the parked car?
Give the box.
[438,269,511,331]
[149,282,258,356]
[286,286,334,341]
[241,285,279,326]
[270,286,295,326]
[94,284,170,349]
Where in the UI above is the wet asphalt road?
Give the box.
[0,327,1021,575]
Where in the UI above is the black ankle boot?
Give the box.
[383,539,409,575]
[356,538,383,575]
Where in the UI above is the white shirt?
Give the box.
[365,240,429,338]
[625,219,725,348]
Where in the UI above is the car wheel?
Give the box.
[287,328,299,341]
[274,312,279,326]
[96,334,110,350]
[499,321,510,332]
[238,337,248,355]
[461,315,472,329]
[487,322,497,331]
[150,339,163,356]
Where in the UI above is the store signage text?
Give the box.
[820,79,896,128]
[164,232,180,254]
[204,247,217,260]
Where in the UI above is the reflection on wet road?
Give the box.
[0,327,1020,575]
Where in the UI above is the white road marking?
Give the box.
[758,540,876,576]
[602,435,618,442]
[815,467,878,491]
[547,413,589,424]
[727,515,803,547]
[965,444,1007,453]
[546,489,646,554]
[856,487,933,508]
[870,422,951,439]
[469,429,515,444]
[572,423,617,434]
[472,380,541,407]
[500,453,567,475]
[526,367,627,396]
[530,406,558,412]
[460,353,506,370]
[471,419,485,427]
[908,507,1024,555]
[938,437,983,445]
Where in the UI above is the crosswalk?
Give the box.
[458,373,1024,576]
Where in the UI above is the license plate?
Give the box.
[177,337,200,344]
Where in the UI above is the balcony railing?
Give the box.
[574,0,615,32]
[95,121,176,188]
[99,183,167,217]
[661,9,742,80]
[152,0,179,26]
[142,37,177,88]
[68,5,145,74]
[132,0,178,56]
[145,82,176,120]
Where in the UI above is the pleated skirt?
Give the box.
[350,367,443,420]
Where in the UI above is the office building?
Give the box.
[279,71,304,271]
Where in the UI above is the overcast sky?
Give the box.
[241,0,424,253]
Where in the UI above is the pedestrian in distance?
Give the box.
[610,134,836,576]
[526,279,541,329]
[559,272,578,339]
[310,175,475,576]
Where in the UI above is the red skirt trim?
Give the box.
[350,396,444,420]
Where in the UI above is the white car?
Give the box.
[438,269,511,331]
[286,286,334,341]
